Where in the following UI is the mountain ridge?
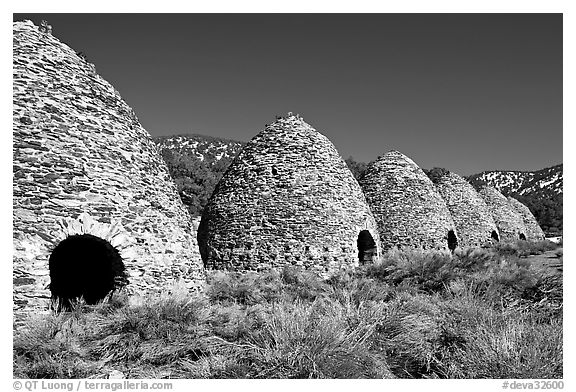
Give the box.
[154,133,562,235]
[466,164,562,235]
[466,164,562,196]
[153,133,245,216]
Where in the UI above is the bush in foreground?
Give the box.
[13,252,562,379]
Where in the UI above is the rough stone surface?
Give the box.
[507,197,545,241]
[198,114,380,273]
[433,171,500,247]
[359,151,458,251]
[478,186,527,242]
[13,21,205,312]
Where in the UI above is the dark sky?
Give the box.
[13,13,562,175]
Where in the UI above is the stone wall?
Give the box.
[13,21,205,312]
[198,114,380,274]
[478,186,527,243]
[359,151,458,251]
[507,197,545,241]
[433,171,500,247]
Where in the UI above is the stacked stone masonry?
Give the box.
[433,171,500,248]
[13,21,205,312]
[507,197,545,241]
[198,114,381,273]
[359,151,458,251]
[478,186,527,243]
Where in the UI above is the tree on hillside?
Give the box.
[345,156,367,181]
[424,167,450,184]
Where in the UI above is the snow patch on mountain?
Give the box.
[154,134,245,167]
[467,164,562,197]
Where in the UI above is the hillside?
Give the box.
[156,140,562,235]
[467,164,563,235]
[154,134,245,216]
[466,164,562,197]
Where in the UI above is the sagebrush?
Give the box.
[14,245,562,379]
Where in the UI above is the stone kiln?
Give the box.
[13,21,205,311]
[432,171,500,247]
[507,197,545,241]
[360,151,458,251]
[198,114,380,273]
[478,186,527,243]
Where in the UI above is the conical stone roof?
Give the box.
[13,21,205,312]
[507,197,545,241]
[432,171,500,247]
[359,151,458,251]
[478,186,527,242]
[198,114,380,273]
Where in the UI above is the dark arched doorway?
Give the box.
[447,230,458,251]
[49,234,127,310]
[519,233,526,241]
[357,230,377,263]
[491,230,499,242]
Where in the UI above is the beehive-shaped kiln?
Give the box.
[359,151,458,251]
[13,21,205,311]
[478,186,527,242]
[507,197,545,241]
[432,170,500,247]
[198,114,380,273]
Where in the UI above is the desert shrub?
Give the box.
[86,292,211,366]
[460,257,536,307]
[493,240,558,259]
[489,258,536,292]
[555,248,563,258]
[452,247,497,272]
[13,313,97,378]
[329,275,395,306]
[369,292,470,378]
[222,299,393,378]
[206,270,282,305]
[519,273,563,321]
[514,240,558,258]
[493,242,520,257]
[207,304,268,342]
[13,255,562,379]
[446,254,563,317]
[365,250,457,294]
[441,312,562,378]
[97,290,130,313]
[526,240,559,253]
[279,266,333,301]
[362,257,395,281]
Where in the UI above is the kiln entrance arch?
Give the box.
[357,230,377,263]
[49,234,127,310]
[447,230,458,251]
[491,230,499,242]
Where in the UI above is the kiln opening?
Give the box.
[49,233,127,310]
[357,230,377,263]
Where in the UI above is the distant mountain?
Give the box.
[466,164,562,197]
[156,139,563,236]
[467,164,563,235]
[155,134,245,166]
[154,134,245,216]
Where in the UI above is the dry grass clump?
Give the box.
[14,246,562,379]
[554,248,563,258]
[493,240,559,258]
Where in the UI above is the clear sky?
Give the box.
[13,13,562,175]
